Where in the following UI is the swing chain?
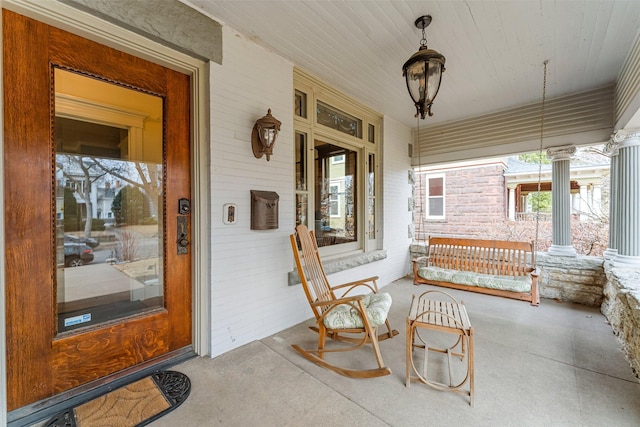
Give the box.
[415,114,425,246]
[535,60,549,254]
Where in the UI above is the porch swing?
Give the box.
[410,62,549,307]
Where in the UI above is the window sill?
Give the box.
[288,249,387,286]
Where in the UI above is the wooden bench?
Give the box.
[412,236,540,306]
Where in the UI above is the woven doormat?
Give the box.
[46,370,191,427]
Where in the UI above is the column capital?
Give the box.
[609,129,640,148]
[605,139,619,155]
[546,145,576,161]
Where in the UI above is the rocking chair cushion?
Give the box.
[323,292,392,329]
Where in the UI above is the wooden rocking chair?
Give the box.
[290,224,399,378]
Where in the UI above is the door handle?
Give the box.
[177,216,189,255]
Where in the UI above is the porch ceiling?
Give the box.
[187,0,640,130]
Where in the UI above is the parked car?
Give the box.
[64,234,100,248]
[64,243,94,267]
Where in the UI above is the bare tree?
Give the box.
[118,230,139,262]
[57,155,107,237]
[91,158,162,218]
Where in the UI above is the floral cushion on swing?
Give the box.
[417,266,532,293]
[323,293,392,330]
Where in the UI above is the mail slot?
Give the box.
[251,190,279,230]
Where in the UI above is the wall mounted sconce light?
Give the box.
[252,109,281,161]
[402,15,446,119]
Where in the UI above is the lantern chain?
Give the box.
[415,113,426,247]
[420,27,428,47]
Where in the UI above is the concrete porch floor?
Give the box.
[152,278,640,426]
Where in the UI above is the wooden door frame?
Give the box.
[0,0,210,423]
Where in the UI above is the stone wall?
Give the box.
[601,266,640,379]
[536,253,606,306]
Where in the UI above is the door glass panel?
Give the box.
[54,68,164,334]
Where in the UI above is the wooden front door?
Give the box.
[3,10,192,411]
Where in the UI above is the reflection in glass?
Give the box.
[295,90,307,118]
[295,132,307,191]
[55,68,164,334]
[314,141,357,247]
[368,124,375,143]
[296,194,308,227]
[295,132,309,228]
[368,153,375,239]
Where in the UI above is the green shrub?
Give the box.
[64,215,81,232]
[91,219,106,231]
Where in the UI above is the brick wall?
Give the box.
[415,162,507,240]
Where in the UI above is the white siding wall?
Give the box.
[381,117,413,280]
[209,26,302,357]
[209,26,413,357]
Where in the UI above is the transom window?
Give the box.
[316,101,362,138]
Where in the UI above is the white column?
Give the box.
[547,145,577,257]
[604,141,619,259]
[592,184,602,218]
[579,184,588,221]
[508,187,516,220]
[611,130,640,267]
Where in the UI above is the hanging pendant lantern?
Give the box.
[402,15,446,119]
